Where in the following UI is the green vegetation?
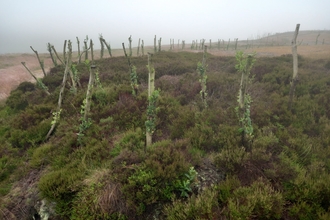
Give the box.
[235,51,256,150]
[1,49,330,219]
[197,46,208,109]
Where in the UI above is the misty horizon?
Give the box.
[1,0,329,54]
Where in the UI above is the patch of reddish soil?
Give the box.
[0,53,52,101]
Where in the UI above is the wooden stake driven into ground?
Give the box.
[238,56,253,110]
[84,39,96,120]
[288,24,300,110]
[199,45,208,109]
[46,41,72,140]
[51,45,64,65]
[63,40,67,64]
[84,37,89,61]
[76,37,81,63]
[99,35,104,59]
[122,43,132,68]
[235,38,238,50]
[21,62,50,96]
[315,32,320,45]
[146,53,155,148]
[66,41,77,92]
[78,44,91,64]
[137,38,141,56]
[141,40,144,56]
[154,35,157,53]
[47,43,57,67]
[128,35,132,57]
[122,43,138,96]
[100,38,112,58]
[236,52,255,151]
[158,38,162,52]
[30,46,46,77]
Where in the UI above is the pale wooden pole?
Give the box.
[288,24,300,110]
[122,43,131,67]
[30,46,46,77]
[238,54,254,149]
[21,62,50,95]
[51,45,64,65]
[84,37,89,61]
[101,38,112,58]
[137,38,141,56]
[238,55,253,110]
[200,46,208,109]
[76,37,81,63]
[315,32,320,45]
[78,44,91,64]
[158,37,162,52]
[123,42,138,96]
[148,54,155,97]
[63,40,67,63]
[47,43,57,67]
[154,35,157,53]
[67,40,76,92]
[146,53,155,147]
[99,35,104,59]
[141,40,145,56]
[235,38,238,50]
[84,39,95,120]
[46,43,72,140]
[128,35,132,57]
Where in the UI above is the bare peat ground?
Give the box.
[1,32,329,102]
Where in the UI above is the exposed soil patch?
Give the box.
[0,53,52,101]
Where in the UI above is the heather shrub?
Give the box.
[42,67,65,91]
[164,187,218,220]
[0,156,17,183]
[8,119,50,148]
[105,91,146,131]
[185,122,217,151]
[145,140,193,181]
[16,81,36,92]
[30,144,53,168]
[6,90,28,111]
[122,140,195,215]
[227,178,284,219]
[214,145,248,173]
[250,128,279,162]
[113,128,145,153]
[217,175,241,204]
[38,168,85,216]
[169,107,195,140]
[284,161,330,219]
[71,170,129,220]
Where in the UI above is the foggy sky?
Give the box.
[0,0,329,54]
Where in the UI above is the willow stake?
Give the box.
[288,24,300,110]
[30,46,46,77]
[146,53,158,148]
[46,43,72,140]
